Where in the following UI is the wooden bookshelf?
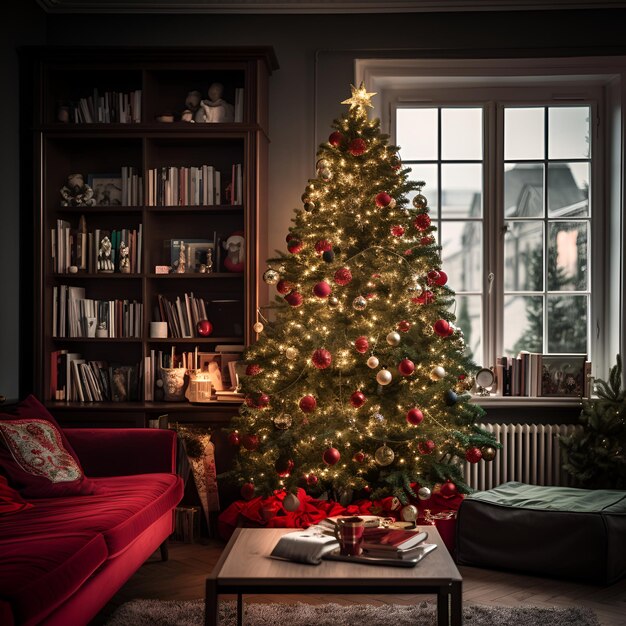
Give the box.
[24,46,278,427]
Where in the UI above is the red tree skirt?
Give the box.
[217,487,464,554]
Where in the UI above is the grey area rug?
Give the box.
[105,599,600,626]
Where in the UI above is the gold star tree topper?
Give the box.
[342,82,377,114]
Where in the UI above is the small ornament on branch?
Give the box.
[397,320,411,333]
[287,238,304,254]
[313,281,332,299]
[433,319,451,337]
[386,331,401,346]
[299,394,317,413]
[391,225,405,237]
[328,131,345,147]
[418,440,436,455]
[276,279,295,295]
[315,239,333,254]
[353,451,366,463]
[418,486,432,500]
[398,358,415,376]
[285,346,298,360]
[406,407,424,425]
[354,336,369,354]
[245,364,262,376]
[262,268,280,285]
[311,348,332,369]
[481,446,497,462]
[353,295,367,311]
[241,434,259,451]
[334,267,353,286]
[323,446,341,465]
[430,366,446,381]
[376,368,393,386]
[465,447,483,463]
[348,137,367,156]
[285,291,303,307]
[444,389,458,406]
[228,431,241,447]
[439,480,457,498]
[367,355,379,368]
[350,390,367,408]
[375,192,393,208]
[413,213,431,231]
[374,444,395,466]
[275,457,295,477]
[306,473,319,486]
[252,321,264,333]
[412,193,428,211]
[273,414,293,430]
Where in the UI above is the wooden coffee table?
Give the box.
[205,526,462,626]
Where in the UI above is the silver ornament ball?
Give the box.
[400,504,418,522]
[273,414,293,430]
[430,366,446,381]
[353,295,367,311]
[328,296,340,308]
[412,193,428,210]
[262,269,280,285]
[418,486,432,500]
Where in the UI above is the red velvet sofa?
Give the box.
[0,428,184,626]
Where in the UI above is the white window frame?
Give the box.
[355,57,625,381]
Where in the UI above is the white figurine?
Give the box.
[60,173,96,207]
[97,236,114,273]
[223,232,245,272]
[199,83,234,123]
[119,240,130,273]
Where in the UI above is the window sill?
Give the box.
[470,395,585,409]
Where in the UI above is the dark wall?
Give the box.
[4,5,626,397]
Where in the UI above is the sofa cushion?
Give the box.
[0,396,94,498]
[0,473,183,557]
[0,531,108,626]
[0,476,33,516]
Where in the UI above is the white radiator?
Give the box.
[465,423,583,491]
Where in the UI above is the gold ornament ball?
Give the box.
[316,159,330,170]
[400,504,418,522]
[320,168,333,181]
[262,268,280,285]
[386,331,401,346]
[481,446,497,462]
[376,369,393,385]
[367,355,380,369]
[273,414,293,430]
[253,322,264,333]
[412,193,428,210]
[374,444,395,466]
[430,366,446,381]
[285,347,298,360]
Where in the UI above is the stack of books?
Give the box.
[360,527,432,560]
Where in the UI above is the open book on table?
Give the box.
[361,528,429,553]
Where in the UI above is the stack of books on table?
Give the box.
[360,527,434,561]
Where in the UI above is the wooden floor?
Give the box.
[93,540,626,626]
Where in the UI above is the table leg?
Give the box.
[237,593,243,626]
[437,585,450,626]
[451,581,462,626]
[204,579,219,626]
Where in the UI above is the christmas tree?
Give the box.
[226,84,498,505]
[560,354,626,489]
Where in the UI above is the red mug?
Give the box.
[334,516,365,556]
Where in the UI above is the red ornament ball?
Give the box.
[375,192,392,208]
[413,290,435,305]
[465,447,483,464]
[323,447,341,465]
[350,390,367,408]
[334,267,353,286]
[420,235,435,246]
[313,281,332,299]
[406,408,424,425]
[354,336,369,353]
[306,473,319,486]
[287,239,303,254]
[440,480,458,498]
[285,291,303,307]
[418,440,436,455]
[311,348,332,369]
[398,358,415,376]
[427,270,441,285]
[413,213,432,231]
[275,457,295,477]
[276,279,294,295]
[433,319,451,337]
[228,431,241,446]
[241,482,256,501]
[257,393,270,408]
[329,131,345,147]
[446,324,455,337]
[391,225,405,237]
[299,394,317,413]
[348,138,367,156]
[398,320,411,333]
[353,451,366,463]
[315,239,333,254]
[436,270,448,286]
[242,434,259,451]
[245,364,262,376]
[196,319,213,337]
[285,233,295,243]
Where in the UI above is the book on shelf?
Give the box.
[68,89,141,124]
[270,530,340,565]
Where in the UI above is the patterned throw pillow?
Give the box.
[0,396,94,498]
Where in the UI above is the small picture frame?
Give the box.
[88,173,123,206]
[186,241,215,273]
[540,354,587,397]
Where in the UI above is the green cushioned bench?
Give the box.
[456,481,626,585]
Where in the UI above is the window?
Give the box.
[356,56,624,377]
